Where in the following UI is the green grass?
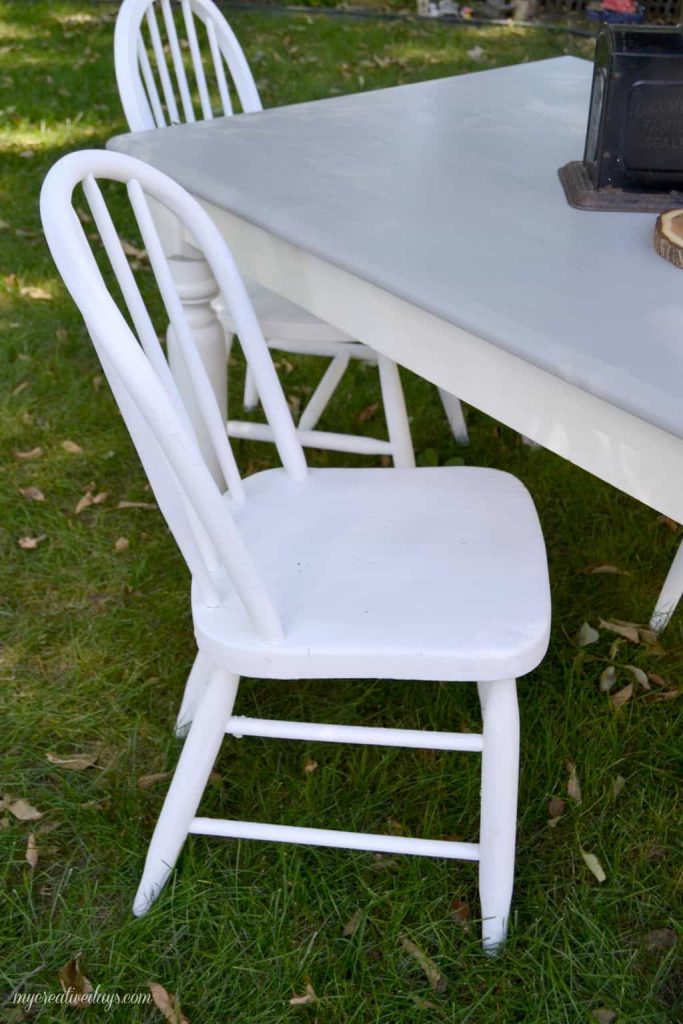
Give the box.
[1,3,681,1022]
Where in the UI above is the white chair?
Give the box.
[40,149,551,951]
[114,0,469,461]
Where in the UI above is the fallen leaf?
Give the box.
[656,514,679,532]
[647,672,668,688]
[609,637,624,660]
[19,149,35,159]
[59,955,93,1008]
[121,239,147,260]
[566,761,582,804]
[14,446,43,460]
[7,798,42,821]
[599,619,640,643]
[342,908,363,937]
[148,981,189,1023]
[548,796,566,818]
[138,771,171,790]
[591,1009,617,1024]
[644,928,677,951]
[357,403,379,423]
[114,536,130,552]
[117,500,157,510]
[74,490,107,514]
[20,285,51,301]
[18,534,46,550]
[25,833,38,869]
[577,622,599,647]
[612,774,626,799]
[609,682,634,712]
[581,563,629,576]
[599,665,617,693]
[643,687,681,703]
[19,486,44,502]
[55,327,68,342]
[409,995,441,1009]
[399,935,447,992]
[303,757,318,775]
[581,849,606,883]
[467,45,486,61]
[636,628,665,655]
[289,982,317,1006]
[46,751,99,771]
[12,381,29,397]
[62,439,83,454]
[449,898,471,928]
[624,665,650,690]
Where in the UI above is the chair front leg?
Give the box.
[477,678,519,953]
[133,667,239,917]
[175,650,212,738]
[650,538,683,632]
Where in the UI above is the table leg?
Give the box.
[166,247,227,487]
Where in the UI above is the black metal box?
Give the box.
[583,26,683,192]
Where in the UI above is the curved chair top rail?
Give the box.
[41,148,307,640]
[115,0,262,132]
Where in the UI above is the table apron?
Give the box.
[202,200,683,524]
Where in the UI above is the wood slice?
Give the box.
[654,209,683,269]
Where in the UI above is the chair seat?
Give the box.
[193,467,551,681]
[215,281,353,344]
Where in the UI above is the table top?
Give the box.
[109,57,683,440]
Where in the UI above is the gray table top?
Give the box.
[109,57,683,440]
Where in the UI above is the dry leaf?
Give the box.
[59,955,93,1008]
[581,849,606,883]
[19,486,44,502]
[647,672,668,688]
[6,798,42,821]
[19,149,35,159]
[612,774,626,799]
[399,935,447,992]
[20,285,52,301]
[592,1010,617,1024]
[577,622,599,647]
[609,682,634,712]
[342,908,363,937]
[14,446,43,460]
[18,534,46,550]
[303,757,318,775]
[138,771,172,790]
[357,403,379,423]
[599,666,617,693]
[289,982,317,1006]
[74,490,107,514]
[449,898,471,928]
[121,239,147,260]
[548,796,566,819]
[148,981,189,1023]
[566,761,582,804]
[25,832,38,869]
[657,514,679,532]
[114,536,130,552]
[624,665,650,690]
[62,439,83,454]
[644,928,677,951]
[117,500,157,510]
[636,628,665,655]
[599,619,640,643]
[46,750,99,771]
[581,564,628,576]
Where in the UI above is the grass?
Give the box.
[0,2,681,1022]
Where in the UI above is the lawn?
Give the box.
[0,2,681,1022]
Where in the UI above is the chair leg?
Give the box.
[243,365,259,411]
[175,651,211,738]
[477,678,519,953]
[438,388,469,446]
[133,667,239,917]
[650,538,683,632]
[298,353,350,431]
[377,355,415,468]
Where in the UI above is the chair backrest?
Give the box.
[115,0,262,132]
[40,149,308,641]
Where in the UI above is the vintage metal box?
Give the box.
[583,26,683,192]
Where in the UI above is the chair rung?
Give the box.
[189,817,480,861]
[226,420,394,456]
[226,716,484,752]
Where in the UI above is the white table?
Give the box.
[109,56,683,625]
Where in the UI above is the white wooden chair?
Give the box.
[114,0,469,461]
[40,149,551,951]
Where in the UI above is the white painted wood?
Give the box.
[42,150,551,949]
[650,539,683,631]
[225,716,485,751]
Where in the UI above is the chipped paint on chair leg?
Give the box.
[133,667,239,916]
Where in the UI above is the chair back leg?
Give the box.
[477,678,519,953]
[377,355,416,468]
